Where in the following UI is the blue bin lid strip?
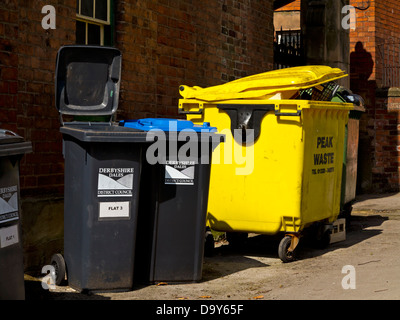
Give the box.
[120,118,217,133]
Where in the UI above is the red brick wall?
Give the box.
[0,1,76,197]
[373,0,400,192]
[116,0,274,120]
[372,90,399,192]
[350,0,400,192]
[1,0,274,197]
[0,0,19,134]
[349,0,376,82]
[19,1,76,197]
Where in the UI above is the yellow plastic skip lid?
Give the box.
[179,65,347,102]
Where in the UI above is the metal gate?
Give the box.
[273,28,305,69]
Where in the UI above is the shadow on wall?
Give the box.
[351,41,400,194]
[350,41,376,194]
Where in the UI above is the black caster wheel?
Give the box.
[278,235,296,263]
[51,253,67,286]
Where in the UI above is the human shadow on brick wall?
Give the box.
[351,42,374,85]
[351,41,400,193]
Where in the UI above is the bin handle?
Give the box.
[275,110,302,117]
[274,104,302,117]
[178,108,203,115]
[178,102,204,115]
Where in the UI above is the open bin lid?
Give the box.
[179,65,347,102]
[0,130,32,157]
[120,118,217,133]
[55,45,122,122]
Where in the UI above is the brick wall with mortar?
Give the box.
[1,0,76,199]
[115,0,274,120]
[349,0,400,193]
[0,0,76,273]
[1,0,274,199]
[0,0,274,273]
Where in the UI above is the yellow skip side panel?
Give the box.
[208,106,304,234]
[301,107,348,226]
[183,100,350,235]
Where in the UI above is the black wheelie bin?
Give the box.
[51,45,148,292]
[120,118,222,283]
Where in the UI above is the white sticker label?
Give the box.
[165,160,195,185]
[97,168,134,197]
[99,202,130,219]
[0,185,19,224]
[0,225,19,248]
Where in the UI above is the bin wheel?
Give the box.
[204,229,215,257]
[278,236,296,263]
[51,253,67,286]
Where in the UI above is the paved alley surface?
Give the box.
[25,193,400,301]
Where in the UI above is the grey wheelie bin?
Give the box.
[51,45,148,292]
[120,118,222,283]
[0,130,32,300]
[331,87,365,217]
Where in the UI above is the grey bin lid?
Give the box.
[60,123,224,144]
[0,130,32,157]
[55,45,122,119]
[60,123,150,143]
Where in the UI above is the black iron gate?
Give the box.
[273,28,305,69]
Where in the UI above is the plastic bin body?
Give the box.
[61,124,147,291]
[0,131,32,300]
[55,45,149,292]
[120,118,220,283]
[332,89,365,214]
[178,66,352,236]
[181,101,350,234]
[340,107,364,213]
